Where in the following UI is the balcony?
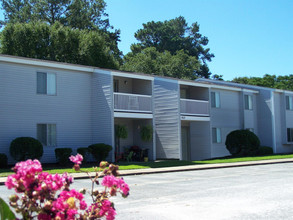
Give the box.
[180,99,209,116]
[114,92,152,113]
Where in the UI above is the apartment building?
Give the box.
[197,79,293,155]
[0,55,291,164]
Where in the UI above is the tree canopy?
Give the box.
[0,22,119,69]
[232,74,293,91]
[0,0,122,66]
[121,47,200,79]
[122,16,214,79]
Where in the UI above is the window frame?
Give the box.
[287,128,293,143]
[37,124,57,146]
[211,91,220,108]
[37,72,57,95]
[212,127,222,144]
[244,94,253,110]
[286,96,293,110]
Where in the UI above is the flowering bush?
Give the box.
[3,154,129,219]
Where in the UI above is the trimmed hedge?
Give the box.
[0,153,8,168]
[55,148,72,166]
[258,146,273,156]
[77,147,89,163]
[88,143,112,163]
[225,129,260,157]
[10,137,43,161]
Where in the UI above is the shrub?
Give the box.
[225,129,260,157]
[55,148,72,165]
[0,153,8,168]
[258,146,274,156]
[140,125,153,142]
[10,137,43,161]
[88,143,112,162]
[77,147,89,163]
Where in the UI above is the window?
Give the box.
[287,128,293,142]
[37,124,56,146]
[113,79,119,92]
[244,95,253,110]
[211,92,220,108]
[212,128,221,143]
[37,72,56,95]
[286,96,293,110]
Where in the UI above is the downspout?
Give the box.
[271,91,277,153]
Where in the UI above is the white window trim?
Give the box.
[286,96,293,110]
[37,72,57,95]
[212,127,222,144]
[211,91,220,108]
[287,128,293,143]
[244,94,253,110]
[37,124,57,146]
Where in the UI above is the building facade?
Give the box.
[1,55,292,164]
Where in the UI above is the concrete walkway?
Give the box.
[1,158,293,185]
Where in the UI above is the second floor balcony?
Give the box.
[114,92,152,113]
[180,99,209,116]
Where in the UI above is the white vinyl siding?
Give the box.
[244,94,253,110]
[212,127,221,143]
[37,124,56,146]
[211,92,220,108]
[286,96,293,110]
[37,72,56,95]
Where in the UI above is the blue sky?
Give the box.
[1,0,293,80]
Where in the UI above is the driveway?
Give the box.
[1,163,293,219]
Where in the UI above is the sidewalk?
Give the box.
[1,158,293,185]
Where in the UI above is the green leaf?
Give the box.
[0,198,16,220]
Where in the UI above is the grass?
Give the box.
[1,154,293,177]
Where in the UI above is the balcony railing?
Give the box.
[180,99,209,116]
[114,92,152,113]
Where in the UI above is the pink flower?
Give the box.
[99,200,116,220]
[69,154,83,165]
[52,189,87,218]
[5,159,43,192]
[37,213,51,220]
[102,175,130,197]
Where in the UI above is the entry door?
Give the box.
[181,126,190,160]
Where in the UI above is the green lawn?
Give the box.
[1,154,293,177]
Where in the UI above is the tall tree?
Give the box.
[232,74,293,91]
[0,0,122,65]
[122,16,214,79]
[121,47,200,79]
[0,22,119,69]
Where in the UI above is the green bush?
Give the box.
[77,147,89,163]
[225,129,260,157]
[88,143,112,163]
[10,137,43,161]
[0,153,8,168]
[258,146,273,156]
[55,148,72,165]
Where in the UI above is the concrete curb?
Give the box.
[1,158,293,185]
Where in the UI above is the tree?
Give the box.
[0,22,119,69]
[122,16,214,79]
[232,74,293,91]
[121,47,201,79]
[0,0,122,65]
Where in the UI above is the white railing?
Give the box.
[180,99,209,116]
[114,92,152,113]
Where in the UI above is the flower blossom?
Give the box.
[69,154,83,165]
[102,175,130,197]
[5,159,43,192]
[52,189,87,219]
